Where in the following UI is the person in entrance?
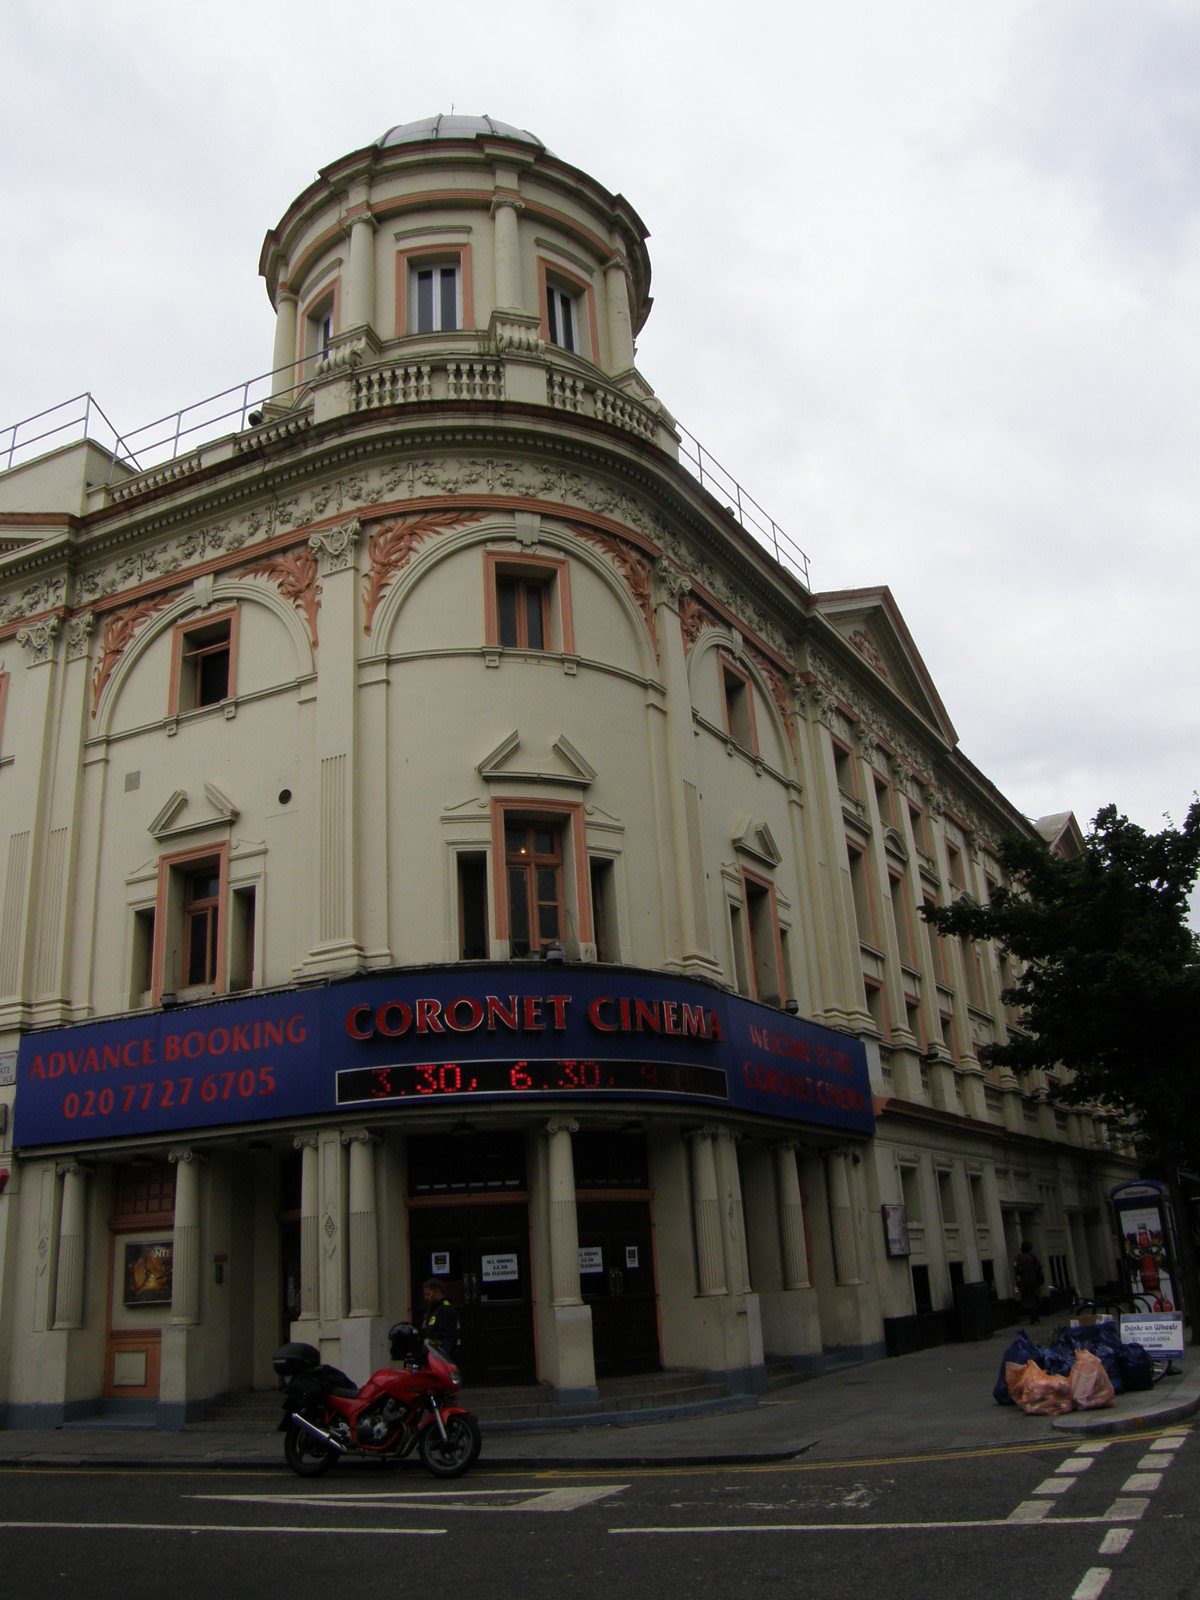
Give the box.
[1014,1241,1044,1324]
[421,1278,463,1363]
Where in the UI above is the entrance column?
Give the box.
[160,1148,205,1424]
[775,1143,811,1290]
[168,1149,203,1324]
[340,1129,386,1382]
[52,1161,88,1329]
[686,1128,726,1295]
[541,1120,596,1401]
[294,1135,320,1329]
[826,1150,862,1285]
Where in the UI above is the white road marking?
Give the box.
[0,1520,443,1537]
[1008,1501,1053,1523]
[1075,1443,1112,1454]
[195,1485,627,1514]
[609,1516,1128,1535]
[1136,1454,1172,1470]
[1120,1473,1162,1493]
[1098,1529,1132,1555]
[1101,1498,1149,1521]
[1056,1458,1093,1473]
[1072,1569,1111,1599]
[1148,1436,1184,1451]
[1032,1478,1073,1495]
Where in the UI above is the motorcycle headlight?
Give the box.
[449,1365,462,1387]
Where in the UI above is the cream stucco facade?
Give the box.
[0,116,1134,1426]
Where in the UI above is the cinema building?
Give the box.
[0,116,1135,1426]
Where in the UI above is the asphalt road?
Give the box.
[0,1424,1194,1600]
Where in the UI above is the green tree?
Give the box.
[922,801,1200,1341]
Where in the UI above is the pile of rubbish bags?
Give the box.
[994,1323,1155,1416]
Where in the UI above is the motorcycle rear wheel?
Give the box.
[283,1418,338,1477]
[417,1412,481,1478]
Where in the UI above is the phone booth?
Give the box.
[1110,1180,1180,1311]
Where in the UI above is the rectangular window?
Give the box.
[457,853,490,960]
[864,979,887,1038]
[744,874,784,1004]
[411,261,460,332]
[904,996,923,1048]
[505,822,563,957]
[721,658,758,753]
[874,774,894,828]
[485,553,574,654]
[729,900,751,996]
[497,574,549,649]
[0,670,8,757]
[546,283,578,353]
[908,802,929,855]
[946,843,965,894]
[130,906,156,1007]
[847,842,876,948]
[832,738,856,798]
[924,895,946,983]
[589,856,617,962]
[228,885,256,992]
[889,871,914,967]
[169,608,238,715]
[152,845,229,1002]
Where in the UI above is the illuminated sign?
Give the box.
[13,966,873,1146]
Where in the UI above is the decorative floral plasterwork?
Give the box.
[361,510,484,635]
[65,613,94,661]
[91,592,176,716]
[0,578,66,628]
[308,517,361,574]
[572,525,656,657]
[849,627,887,678]
[16,615,60,663]
[243,547,322,649]
[654,558,691,604]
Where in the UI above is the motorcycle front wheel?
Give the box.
[283,1417,338,1477]
[417,1412,481,1479]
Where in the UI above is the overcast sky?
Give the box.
[3,0,1197,888]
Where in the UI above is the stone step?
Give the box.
[192,1367,735,1431]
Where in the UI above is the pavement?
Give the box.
[0,1332,1194,1472]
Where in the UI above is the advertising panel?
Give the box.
[14,966,873,1147]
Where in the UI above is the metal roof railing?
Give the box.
[2,366,810,588]
[675,422,810,590]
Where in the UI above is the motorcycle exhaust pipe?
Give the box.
[291,1412,347,1454]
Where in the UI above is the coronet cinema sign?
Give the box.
[13,966,874,1147]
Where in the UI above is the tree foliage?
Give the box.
[923,802,1200,1158]
[923,800,1200,1330]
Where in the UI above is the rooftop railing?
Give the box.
[2,363,811,588]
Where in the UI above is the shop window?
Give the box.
[152,844,229,1002]
[169,608,238,715]
[744,873,784,1005]
[589,855,618,962]
[408,1131,527,1195]
[573,1129,648,1189]
[546,282,578,353]
[911,1262,933,1314]
[457,852,490,960]
[721,658,757,753]
[505,821,563,957]
[411,260,460,332]
[484,553,573,654]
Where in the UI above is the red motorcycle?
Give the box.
[273,1322,481,1479]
